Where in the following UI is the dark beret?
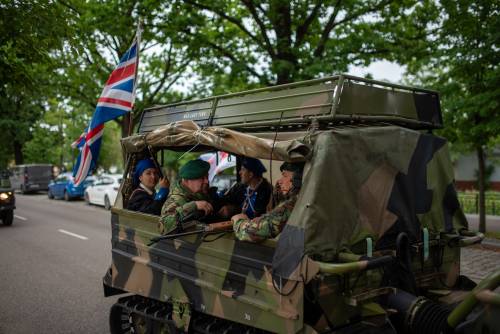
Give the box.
[179,159,210,179]
[134,159,156,185]
[241,157,267,176]
[280,162,305,174]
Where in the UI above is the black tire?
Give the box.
[104,195,111,210]
[2,210,13,226]
[84,192,90,205]
[109,303,130,334]
[48,189,54,199]
[64,191,70,201]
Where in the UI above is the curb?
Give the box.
[482,238,500,249]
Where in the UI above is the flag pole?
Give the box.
[128,19,142,136]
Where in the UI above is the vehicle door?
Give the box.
[9,167,20,190]
[52,175,68,198]
[91,177,108,205]
[98,176,115,205]
[27,165,52,191]
[108,177,122,205]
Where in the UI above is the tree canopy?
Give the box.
[0,1,75,167]
[157,0,436,91]
[405,0,500,232]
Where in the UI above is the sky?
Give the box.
[349,60,405,83]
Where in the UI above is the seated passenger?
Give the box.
[231,162,304,242]
[127,158,170,215]
[219,157,272,219]
[159,159,213,234]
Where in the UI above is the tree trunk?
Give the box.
[13,140,23,165]
[121,113,133,138]
[477,145,486,233]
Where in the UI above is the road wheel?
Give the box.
[104,195,111,210]
[84,192,90,205]
[48,189,54,199]
[64,191,70,201]
[109,303,176,334]
[2,210,13,226]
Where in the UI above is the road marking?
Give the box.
[14,215,27,221]
[57,229,88,240]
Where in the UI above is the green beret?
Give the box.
[179,159,210,179]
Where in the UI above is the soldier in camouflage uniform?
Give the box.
[158,159,213,234]
[231,162,304,242]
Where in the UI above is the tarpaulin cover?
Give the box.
[273,126,468,277]
[121,121,467,279]
[121,120,311,162]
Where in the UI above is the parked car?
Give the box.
[9,164,53,193]
[48,173,95,201]
[84,174,122,210]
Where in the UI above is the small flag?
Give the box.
[73,29,141,186]
[200,152,236,182]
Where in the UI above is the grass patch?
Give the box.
[485,231,500,240]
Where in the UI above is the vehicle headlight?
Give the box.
[0,193,9,200]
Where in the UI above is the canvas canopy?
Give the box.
[273,125,468,277]
[121,120,311,162]
[122,120,467,278]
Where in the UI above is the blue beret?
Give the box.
[179,159,210,179]
[134,159,156,185]
[241,157,266,176]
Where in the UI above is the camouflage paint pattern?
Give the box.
[158,180,211,235]
[233,195,297,242]
[106,208,311,333]
[137,74,442,133]
[104,77,497,333]
[274,126,468,279]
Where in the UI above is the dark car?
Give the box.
[48,173,95,201]
[9,164,53,193]
[0,171,15,225]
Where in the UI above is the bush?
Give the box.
[458,191,500,215]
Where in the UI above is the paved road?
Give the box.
[465,213,500,232]
[0,194,118,334]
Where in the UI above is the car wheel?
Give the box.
[104,195,111,210]
[48,189,54,199]
[84,192,90,205]
[64,191,70,201]
[2,210,13,226]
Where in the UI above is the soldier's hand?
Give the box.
[231,213,248,224]
[218,204,237,219]
[158,177,170,189]
[195,200,213,216]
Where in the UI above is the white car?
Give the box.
[84,174,122,210]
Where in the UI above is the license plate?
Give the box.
[30,184,39,188]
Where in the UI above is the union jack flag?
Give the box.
[73,31,140,186]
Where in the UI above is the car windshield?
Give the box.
[0,172,11,188]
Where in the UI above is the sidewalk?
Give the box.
[465,213,500,232]
[460,216,500,282]
[461,245,500,283]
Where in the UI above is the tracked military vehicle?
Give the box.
[103,75,500,333]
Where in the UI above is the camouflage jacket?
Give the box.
[158,181,210,234]
[233,194,297,242]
